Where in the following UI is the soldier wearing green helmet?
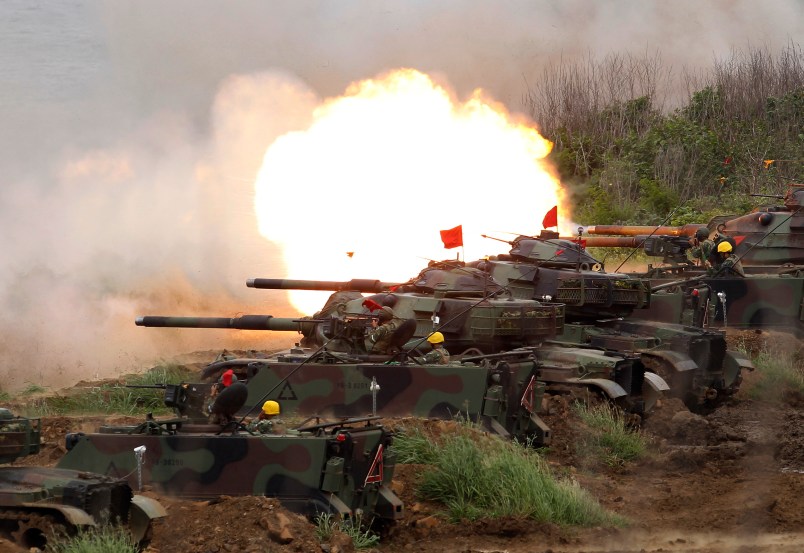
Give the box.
[689,227,715,268]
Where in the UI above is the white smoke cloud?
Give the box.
[0,69,318,390]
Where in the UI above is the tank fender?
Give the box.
[129,495,168,543]
[643,371,671,392]
[21,504,96,527]
[529,413,552,446]
[723,349,754,389]
[724,349,754,372]
[642,350,698,373]
[325,494,352,518]
[641,371,670,413]
[482,417,511,439]
[375,485,405,521]
[565,378,628,399]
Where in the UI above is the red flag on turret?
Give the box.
[542,206,558,229]
[362,298,383,312]
[440,225,463,249]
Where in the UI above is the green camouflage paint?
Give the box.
[58,417,403,524]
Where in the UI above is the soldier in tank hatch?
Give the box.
[247,400,287,434]
[418,331,450,365]
[712,241,745,277]
[365,306,402,354]
[689,227,715,268]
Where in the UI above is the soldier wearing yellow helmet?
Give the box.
[713,240,745,277]
[247,400,286,434]
[418,332,450,365]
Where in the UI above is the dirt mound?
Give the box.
[143,495,341,553]
[728,329,804,360]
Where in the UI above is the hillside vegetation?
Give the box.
[527,43,804,225]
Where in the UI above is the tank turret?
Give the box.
[580,184,804,267]
[470,232,650,321]
[246,263,566,353]
[575,185,804,335]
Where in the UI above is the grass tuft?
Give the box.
[314,512,380,549]
[20,384,47,396]
[748,350,804,400]
[50,525,136,553]
[573,402,648,468]
[394,424,625,527]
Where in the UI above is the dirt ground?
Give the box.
[2,330,803,553]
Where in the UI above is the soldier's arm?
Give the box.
[369,325,391,343]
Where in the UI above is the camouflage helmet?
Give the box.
[379,306,395,322]
[262,400,280,416]
[0,408,12,420]
[427,331,445,344]
[695,227,709,241]
[717,241,733,253]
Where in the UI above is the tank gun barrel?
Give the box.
[247,278,399,293]
[565,236,647,248]
[585,224,704,237]
[135,315,311,332]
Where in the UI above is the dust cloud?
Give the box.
[0,71,317,390]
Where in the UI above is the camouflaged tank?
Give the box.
[466,235,745,404]
[247,262,567,353]
[140,262,668,420]
[462,231,750,408]
[579,185,804,335]
[57,384,403,527]
[0,408,166,550]
[583,183,804,268]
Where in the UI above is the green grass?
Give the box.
[19,384,47,396]
[393,424,625,527]
[573,402,648,468]
[21,363,195,417]
[748,350,804,400]
[50,525,136,553]
[314,512,380,549]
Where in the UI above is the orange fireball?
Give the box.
[254,69,564,314]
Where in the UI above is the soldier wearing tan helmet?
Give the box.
[418,332,450,365]
[713,240,745,277]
